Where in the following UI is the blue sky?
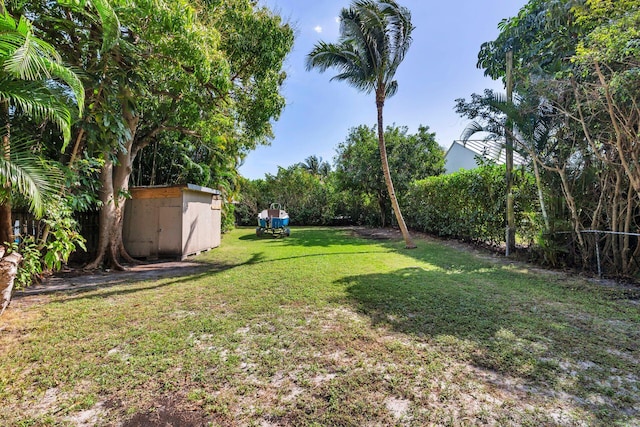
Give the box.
[239,0,527,180]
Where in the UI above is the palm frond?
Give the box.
[4,32,54,80]
[460,121,488,142]
[0,7,17,33]
[0,138,60,217]
[1,7,84,120]
[47,60,85,115]
[0,78,73,147]
[307,40,374,89]
[380,0,413,74]
[385,80,398,98]
[91,0,120,52]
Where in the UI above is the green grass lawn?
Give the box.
[1,227,639,426]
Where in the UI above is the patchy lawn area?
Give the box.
[1,227,639,426]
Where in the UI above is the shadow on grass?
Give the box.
[339,265,640,424]
[19,253,269,302]
[238,226,378,248]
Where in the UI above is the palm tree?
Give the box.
[299,155,331,178]
[460,92,552,233]
[1,1,89,314]
[306,0,416,248]
[0,1,85,241]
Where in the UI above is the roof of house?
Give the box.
[445,139,526,166]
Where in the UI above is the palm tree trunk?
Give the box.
[0,204,12,245]
[376,94,416,249]
[0,128,13,244]
[0,247,22,316]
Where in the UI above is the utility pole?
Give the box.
[505,50,515,256]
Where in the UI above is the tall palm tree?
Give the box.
[306,0,416,248]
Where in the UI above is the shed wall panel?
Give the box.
[158,206,182,256]
[181,190,221,257]
[123,196,182,258]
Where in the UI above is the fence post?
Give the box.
[594,232,602,279]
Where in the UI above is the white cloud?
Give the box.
[335,16,340,23]
[314,25,322,33]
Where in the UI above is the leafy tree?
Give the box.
[306,0,417,248]
[18,0,293,269]
[261,165,330,225]
[465,0,640,275]
[334,126,382,224]
[334,124,444,226]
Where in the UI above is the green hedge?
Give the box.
[404,165,538,245]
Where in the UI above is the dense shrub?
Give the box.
[404,165,538,246]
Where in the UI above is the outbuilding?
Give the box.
[123,184,222,260]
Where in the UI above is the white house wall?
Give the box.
[444,143,482,174]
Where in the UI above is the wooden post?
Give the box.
[505,50,515,256]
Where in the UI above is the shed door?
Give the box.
[158,206,182,256]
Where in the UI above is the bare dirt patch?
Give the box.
[15,259,210,296]
[348,226,502,257]
[120,397,211,427]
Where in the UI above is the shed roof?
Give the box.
[131,184,221,195]
[183,184,221,195]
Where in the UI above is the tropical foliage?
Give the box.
[307,0,417,248]
[0,1,83,230]
[5,0,293,270]
[457,0,640,276]
[0,1,87,293]
[334,124,444,227]
[237,123,445,229]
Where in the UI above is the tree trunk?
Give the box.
[85,109,141,270]
[376,92,416,249]
[556,167,586,262]
[0,203,12,245]
[531,158,550,232]
[85,157,121,270]
[622,183,634,275]
[0,135,13,244]
[0,247,22,316]
[377,193,387,227]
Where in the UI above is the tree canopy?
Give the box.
[2,0,293,273]
[334,124,444,227]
